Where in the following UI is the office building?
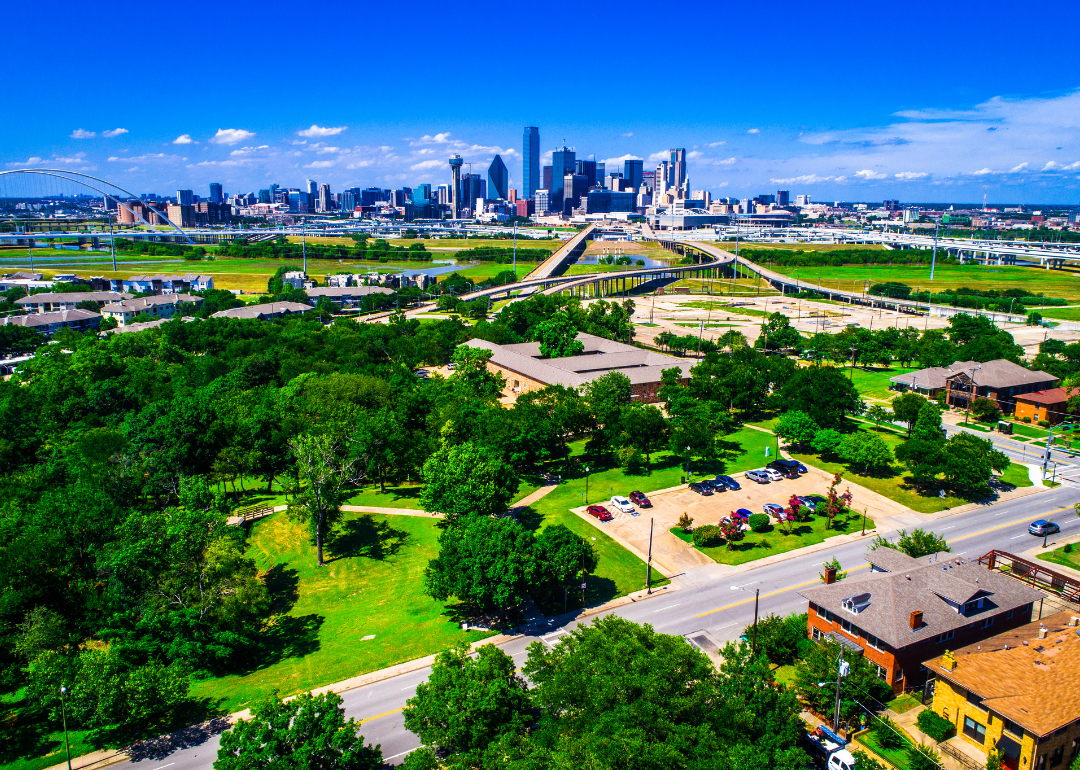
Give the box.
[884,199,901,211]
[596,162,605,186]
[523,127,540,199]
[575,159,597,188]
[607,172,623,191]
[412,184,432,205]
[670,148,687,189]
[795,194,812,206]
[176,189,194,206]
[306,179,318,196]
[268,184,280,203]
[776,190,790,206]
[340,190,357,212]
[551,147,575,210]
[562,173,588,216]
[584,190,636,214]
[543,165,552,191]
[437,184,449,205]
[654,161,671,202]
[460,174,484,213]
[533,189,550,215]
[318,183,333,213]
[258,189,271,204]
[166,203,196,227]
[209,183,223,204]
[624,159,643,192]
[488,154,509,200]
[642,170,654,192]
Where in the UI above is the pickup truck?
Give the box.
[803,725,856,770]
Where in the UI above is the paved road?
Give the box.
[110,481,1080,770]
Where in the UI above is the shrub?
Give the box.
[874,715,906,750]
[907,743,942,770]
[677,512,693,532]
[1022,416,1031,423]
[1039,420,1051,428]
[1065,543,1073,554]
[748,513,770,532]
[916,708,955,742]
[692,524,723,547]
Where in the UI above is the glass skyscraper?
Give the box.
[523,127,540,199]
[488,154,509,200]
[551,147,575,210]
[623,159,643,192]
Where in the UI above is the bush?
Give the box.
[754,612,808,666]
[1065,543,1073,554]
[748,513,770,532]
[692,524,723,547]
[874,715,906,750]
[908,743,942,770]
[677,512,693,532]
[1022,416,1031,423]
[916,708,955,742]
[1039,420,1050,428]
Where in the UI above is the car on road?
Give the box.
[763,503,785,518]
[629,490,652,507]
[731,508,753,520]
[745,470,770,484]
[797,494,827,512]
[586,505,613,522]
[713,475,741,491]
[610,496,635,514]
[1028,520,1060,536]
[767,459,802,478]
[761,468,784,482]
[688,482,713,495]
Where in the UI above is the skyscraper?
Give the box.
[523,127,540,199]
[318,183,332,212]
[488,154,509,200]
[623,159,643,192]
[776,190,790,206]
[551,147,575,210]
[412,184,432,205]
[575,159,597,188]
[209,183,223,204]
[306,179,318,196]
[542,166,552,191]
[258,189,271,204]
[176,189,193,206]
[669,149,687,190]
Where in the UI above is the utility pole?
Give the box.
[930,220,939,281]
[302,217,307,274]
[646,518,654,594]
[751,588,760,657]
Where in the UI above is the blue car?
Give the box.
[732,508,753,520]
[713,475,741,491]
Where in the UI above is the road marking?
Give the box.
[401,685,416,690]
[1010,535,1026,540]
[357,706,405,724]
[939,526,955,531]
[652,603,680,612]
[383,747,422,760]
[950,507,1073,544]
[696,565,870,618]
[151,764,175,770]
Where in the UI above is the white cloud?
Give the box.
[107,153,183,163]
[687,151,703,159]
[303,160,335,169]
[972,167,993,175]
[1041,161,1061,170]
[298,124,348,138]
[173,134,195,145]
[603,154,643,166]
[621,132,633,137]
[747,128,760,134]
[70,129,96,139]
[210,128,255,145]
[895,171,928,180]
[411,159,444,170]
[51,153,87,165]
[316,145,341,154]
[1065,161,1080,171]
[854,169,887,180]
[6,157,43,168]
[706,141,727,147]
[769,174,840,185]
[102,128,128,138]
[230,145,270,157]
[410,132,453,146]
[1009,162,1029,173]
[648,151,668,162]
[714,157,737,165]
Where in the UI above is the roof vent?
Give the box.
[1038,628,1048,640]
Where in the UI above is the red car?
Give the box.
[629,491,651,507]
[586,505,613,522]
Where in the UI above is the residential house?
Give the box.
[305,286,394,308]
[928,612,1080,770]
[1,309,101,336]
[799,548,1044,692]
[890,360,1057,414]
[15,291,132,314]
[121,274,213,295]
[100,294,202,326]
[211,301,313,321]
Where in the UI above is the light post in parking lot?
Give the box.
[685,445,691,478]
[584,465,590,504]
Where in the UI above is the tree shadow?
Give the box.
[236,613,325,673]
[513,504,543,532]
[0,695,59,768]
[262,563,300,615]
[327,515,407,562]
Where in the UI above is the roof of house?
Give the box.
[101,294,202,312]
[211,301,313,320]
[799,550,1045,650]
[462,332,694,389]
[123,274,210,283]
[16,291,132,306]
[890,360,1057,391]
[1,309,101,328]
[108,316,196,334]
[306,286,394,298]
[1013,387,1078,405]
[928,612,1080,737]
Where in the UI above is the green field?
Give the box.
[1041,306,1080,321]
[1036,544,1080,572]
[849,366,919,402]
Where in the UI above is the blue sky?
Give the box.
[4,0,1079,203]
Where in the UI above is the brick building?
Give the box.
[890,359,1057,414]
[1013,388,1078,425]
[928,613,1080,770]
[800,548,1044,693]
[460,332,693,402]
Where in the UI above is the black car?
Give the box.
[688,482,713,495]
[768,459,802,478]
[703,478,727,492]
[713,475,741,491]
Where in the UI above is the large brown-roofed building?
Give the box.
[16,291,132,314]
[211,301,313,321]
[1,309,101,336]
[800,548,1044,692]
[890,360,1057,413]
[461,332,694,402]
[928,612,1080,770]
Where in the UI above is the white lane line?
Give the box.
[152,765,175,770]
[712,621,739,631]
[401,685,416,690]
[1010,535,1026,539]
[652,603,680,612]
[384,747,422,760]
[939,526,955,531]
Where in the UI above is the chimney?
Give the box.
[910,610,924,630]
[825,566,837,584]
[1038,628,1048,640]
[1070,617,1079,627]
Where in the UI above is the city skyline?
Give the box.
[3,0,1079,202]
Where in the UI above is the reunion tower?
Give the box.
[448,154,463,219]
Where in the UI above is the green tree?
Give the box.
[941,432,1009,498]
[535,524,596,594]
[450,345,505,400]
[288,434,360,567]
[777,366,862,429]
[837,431,893,473]
[812,428,844,454]
[584,371,633,458]
[619,402,667,470]
[866,404,892,431]
[794,639,891,726]
[871,528,951,558]
[215,691,382,770]
[891,391,927,437]
[907,744,943,770]
[753,612,808,666]
[535,313,584,358]
[403,643,530,758]
[971,397,1002,422]
[757,312,804,351]
[353,407,403,493]
[419,441,519,523]
[776,410,820,447]
[424,515,537,614]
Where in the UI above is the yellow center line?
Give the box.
[949,507,1073,543]
[358,706,405,724]
[695,565,870,618]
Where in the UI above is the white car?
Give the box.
[610,495,635,514]
[761,468,783,482]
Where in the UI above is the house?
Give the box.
[890,360,1057,414]
[1,309,101,336]
[283,271,314,290]
[460,332,694,403]
[120,274,213,295]
[305,286,394,308]
[799,548,1044,692]
[15,291,132,314]
[1012,388,1079,425]
[927,612,1080,770]
[211,301,313,321]
[100,294,202,326]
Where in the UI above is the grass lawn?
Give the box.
[850,366,918,402]
[0,689,99,770]
[998,463,1033,488]
[1041,307,1080,322]
[886,693,922,715]
[190,511,494,713]
[688,510,874,567]
[1010,423,1048,439]
[856,729,915,770]
[789,425,968,513]
[344,475,546,511]
[773,664,798,689]
[1036,545,1080,572]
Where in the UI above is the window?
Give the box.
[812,627,823,641]
[865,633,883,650]
[981,617,995,630]
[875,665,889,682]
[1050,746,1064,768]
[937,630,955,644]
[967,691,986,709]
[964,717,987,743]
[840,618,854,635]
[1002,718,1022,738]
[1007,609,1015,620]
[816,604,828,619]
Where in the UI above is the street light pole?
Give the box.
[646,518,654,594]
[60,686,72,770]
[584,465,590,504]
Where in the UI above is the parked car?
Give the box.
[763,503,785,518]
[703,478,727,492]
[745,470,770,484]
[761,468,783,482]
[1028,520,1060,536]
[767,459,802,478]
[731,508,753,520]
[629,490,652,507]
[688,482,713,495]
[586,505,613,522]
[415,369,429,379]
[797,494,827,512]
[610,495,635,514]
[714,475,741,491]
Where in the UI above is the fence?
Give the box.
[232,503,274,524]
[940,741,983,770]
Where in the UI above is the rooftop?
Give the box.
[306,286,394,297]
[929,612,1080,737]
[891,360,1057,391]
[211,301,313,320]
[16,291,131,305]
[1013,387,1078,405]
[101,294,202,312]
[1,309,100,328]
